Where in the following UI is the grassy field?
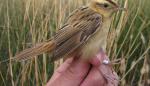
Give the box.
[0,0,150,86]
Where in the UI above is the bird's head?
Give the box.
[89,0,126,18]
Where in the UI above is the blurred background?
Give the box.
[0,0,150,86]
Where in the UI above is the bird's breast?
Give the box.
[81,19,111,59]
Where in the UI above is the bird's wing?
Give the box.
[52,7,102,61]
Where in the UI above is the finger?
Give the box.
[96,52,119,86]
[106,71,119,86]
[81,67,106,86]
[47,58,73,86]
[59,58,91,86]
[89,51,109,66]
[47,57,91,86]
[98,65,119,86]
[90,51,119,86]
[51,58,73,81]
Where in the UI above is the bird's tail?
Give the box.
[14,40,56,61]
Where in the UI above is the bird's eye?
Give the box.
[103,3,109,8]
[96,3,110,9]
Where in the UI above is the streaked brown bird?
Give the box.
[15,0,126,62]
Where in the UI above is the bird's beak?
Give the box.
[115,6,127,11]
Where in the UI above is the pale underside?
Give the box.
[81,19,111,59]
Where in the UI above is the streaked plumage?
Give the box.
[53,7,102,61]
[15,0,125,62]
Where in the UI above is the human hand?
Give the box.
[46,52,119,86]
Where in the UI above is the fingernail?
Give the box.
[102,59,110,65]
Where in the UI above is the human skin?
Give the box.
[46,52,118,86]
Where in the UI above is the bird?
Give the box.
[14,0,126,62]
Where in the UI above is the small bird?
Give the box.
[15,0,126,62]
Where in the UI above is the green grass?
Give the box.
[0,0,150,86]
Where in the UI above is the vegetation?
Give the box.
[0,0,149,86]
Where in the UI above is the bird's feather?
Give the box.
[52,7,102,61]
